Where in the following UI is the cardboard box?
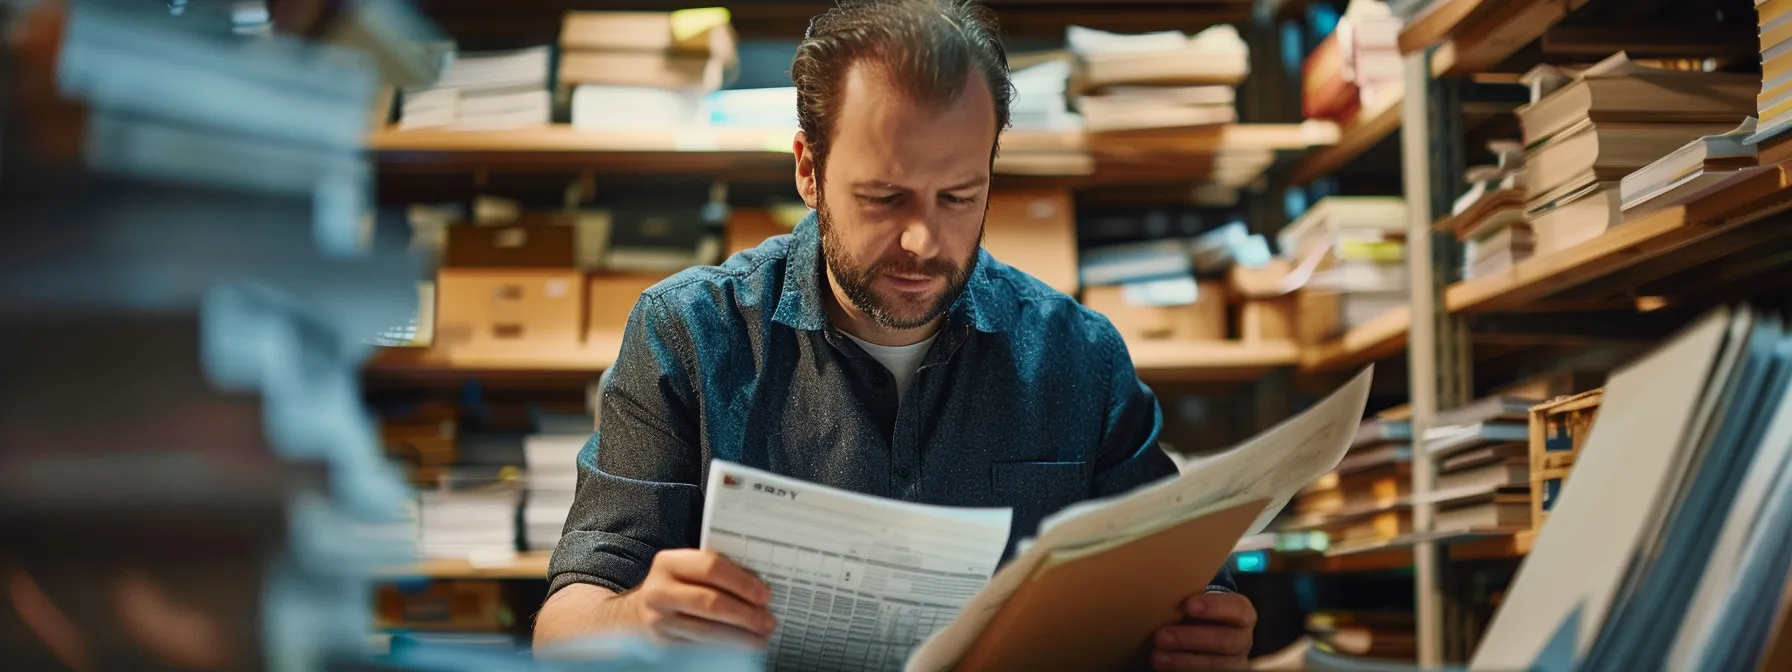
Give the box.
[1296,288,1342,346]
[1238,296,1297,342]
[436,269,585,347]
[587,273,668,336]
[1226,259,1294,299]
[726,209,788,258]
[983,190,1079,295]
[1082,281,1226,342]
[445,224,577,268]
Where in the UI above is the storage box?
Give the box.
[587,273,668,336]
[982,190,1079,295]
[1296,288,1342,346]
[1238,297,1297,342]
[445,224,578,268]
[1226,259,1294,299]
[1082,282,1227,343]
[1528,388,1602,472]
[435,269,585,347]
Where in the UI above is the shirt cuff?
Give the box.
[546,530,658,598]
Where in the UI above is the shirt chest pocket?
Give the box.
[990,461,1091,539]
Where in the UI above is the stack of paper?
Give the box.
[1276,197,1409,333]
[1448,143,1532,278]
[1516,53,1756,256]
[1752,0,1792,146]
[419,486,520,561]
[559,10,737,130]
[1470,306,1792,672]
[1422,396,1538,535]
[1621,118,1763,217]
[1008,55,1083,132]
[1068,24,1250,90]
[399,47,550,130]
[522,434,583,551]
[1335,0,1405,114]
[694,87,797,129]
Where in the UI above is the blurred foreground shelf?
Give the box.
[379,551,552,580]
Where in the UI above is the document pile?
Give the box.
[523,432,585,552]
[400,47,552,130]
[1472,306,1792,672]
[701,369,1374,670]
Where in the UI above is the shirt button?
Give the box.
[896,465,911,479]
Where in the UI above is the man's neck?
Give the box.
[823,266,943,347]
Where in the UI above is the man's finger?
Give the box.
[660,550,773,606]
[660,613,772,650]
[1183,592,1256,628]
[1156,624,1251,656]
[656,582,776,637]
[1150,651,1244,671]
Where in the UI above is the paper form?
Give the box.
[700,462,1011,672]
[906,366,1374,671]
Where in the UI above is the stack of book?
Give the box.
[1754,0,1792,148]
[559,9,738,130]
[419,484,521,562]
[1422,396,1535,535]
[1277,196,1409,339]
[399,47,552,130]
[1009,54,1084,133]
[1304,0,1403,124]
[1281,414,1413,553]
[1516,53,1755,257]
[1621,119,1762,217]
[1446,142,1531,278]
[522,434,583,552]
[1307,611,1418,660]
[1067,24,1246,133]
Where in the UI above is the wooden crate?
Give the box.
[1528,388,1602,472]
[1530,467,1572,534]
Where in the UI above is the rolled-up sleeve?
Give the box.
[1087,317,1237,594]
[548,292,705,597]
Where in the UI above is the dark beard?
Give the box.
[816,192,981,331]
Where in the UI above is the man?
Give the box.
[535,1,1256,669]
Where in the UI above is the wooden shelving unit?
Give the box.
[1448,165,1792,314]
[1300,305,1412,373]
[379,551,553,580]
[1288,98,1402,186]
[1398,0,1592,77]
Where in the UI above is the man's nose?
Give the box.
[899,213,941,261]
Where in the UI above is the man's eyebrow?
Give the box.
[942,177,989,191]
[850,181,902,191]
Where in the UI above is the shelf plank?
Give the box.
[1400,0,1593,75]
[379,551,552,580]
[1288,99,1401,186]
[1447,165,1792,314]
[1300,305,1412,374]
[1127,339,1302,383]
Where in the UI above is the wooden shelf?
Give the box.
[1127,339,1302,383]
[1448,165,1792,314]
[1288,99,1402,186]
[1400,0,1592,76]
[369,336,1300,383]
[379,551,552,580]
[1300,305,1412,374]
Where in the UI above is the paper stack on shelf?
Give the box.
[1622,118,1764,217]
[399,46,552,130]
[1422,395,1537,535]
[1516,53,1756,257]
[1751,0,1792,152]
[1471,306,1792,672]
[1066,25,1244,132]
[1447,142,1531,278]
[1277,197,1409,339]
[1336,0,1405,115]
[1009,54,1083,132]
[1068,24,1250,90]
[559,9,738,130]
[419,484,521,561]
[523,434,583,552]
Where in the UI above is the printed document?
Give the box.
[700,463,1011,671]
[702,366,1374,671]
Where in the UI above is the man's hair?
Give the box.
[791,0,1014,182]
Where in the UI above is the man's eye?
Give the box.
[858,194,902,206]
[941,194,975,205]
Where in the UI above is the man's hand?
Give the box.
[618,549,777,649]
[1149,592,1256,671]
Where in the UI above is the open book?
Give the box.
[699,368,1374,671]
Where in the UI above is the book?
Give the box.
[1433,496,1531,533]
[1621,118,1762,216]
[1524,121,1739,208]
[1337,444,1412,475]
[1423,422,1530,457]
[399,47,552,130]
[570,85,700,130]
[1075,94,1234,133]
[1529,184,1623,257]
[558,50,723,92]
[1448,188,1529,241]
[1069,24,1250,88]
[1515,52,1758,148]
[1436,394,1542,427]
[560,9,734,54]
[1437,459,1529,491]
[1441,442,1529,472]
[1276,196,1407,260]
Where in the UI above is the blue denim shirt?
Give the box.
[548,212,1234,596]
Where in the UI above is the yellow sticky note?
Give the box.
[669,8,731,43]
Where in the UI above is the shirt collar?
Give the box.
[773,210,1012,334]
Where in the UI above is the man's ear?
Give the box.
[793,131,819,210]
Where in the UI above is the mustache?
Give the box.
[867,255,960,278]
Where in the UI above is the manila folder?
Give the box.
[955,497,1269,671]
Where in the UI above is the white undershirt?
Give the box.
[845,332,939,400]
